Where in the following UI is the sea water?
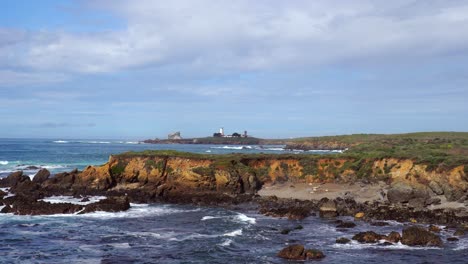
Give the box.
[0,139,467,263]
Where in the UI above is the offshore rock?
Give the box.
[277,244,325,260]
[32,169,51,184]
[352,231,384,243]
[1,195,82,215]
[401,226,443,247]
[80,196,130,214]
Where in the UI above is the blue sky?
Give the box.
[1,0,468,139]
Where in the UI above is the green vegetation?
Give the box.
[110,162,127,175]
[122,132,468,171]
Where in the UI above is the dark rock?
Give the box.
[379,242,393,246]
[0,190,7,199]
[319,200,337,218]
[336,221,356,228]
[401,226,443,247]
[80,196,130,214]
[25,166,40,170]
[352,231,384,243]
[32,169,50,184]
[258,198,315,220]
[370,221,390,226]
[447,237,459,242]
[0,171,30,188]
[80,197,90,202]
[336,237,351,244]
[1,195,82,215]
[277,244,325,260]
[385,231,401,243]
[280,229,291,235]
[428,181,444,195]
[294,225,303,230]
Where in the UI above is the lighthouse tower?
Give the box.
[219,127,224,136]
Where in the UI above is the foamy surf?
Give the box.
[40,195,106,205]
[219,239,233,246]
[236,213,256,224]
[332,240,443,250]
[224,229,243,237]
[0,161,9,165]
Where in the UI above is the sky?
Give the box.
[1,0,468,139]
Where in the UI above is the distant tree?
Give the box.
[232,132,241,138]
[213,133,222,137]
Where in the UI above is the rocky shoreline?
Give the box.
[1,150,467,261]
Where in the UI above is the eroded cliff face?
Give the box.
[43,154,468,203]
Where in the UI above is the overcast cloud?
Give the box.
[1,0,468,138]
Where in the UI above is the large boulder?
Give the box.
[0,171,30,188]
[387,182,429,204]
[352,231,384,243]
[319,200,337,218]
[80,196,130,214]
[401,226,443,247]
[387,182,413,203]
[32,169,50,184]
[277,244,325,260]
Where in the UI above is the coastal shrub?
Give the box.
[111,162,126,175]
[280,162,289,172]
[144,160,165,171]
[299,159,318,178]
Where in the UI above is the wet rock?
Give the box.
[80,197,90,202]
[336,222,356,229]
[0,171,30,188]
[401,226,443,247]
[32,169,50,184]
[370,221,390,227]
[25,166,40,170]
[447,237,459,242]
[385,231,401,243]
[294,225,304,230]
[258,198,315,220]
[280,228,291,235]
[428,181,444,195]
[352,231,384,243]
[336,237,351,244]
[80,196,130,214]
[277,244,325,260]
[1,195,82,215]
[0,190,7,199]
[428,225,441,233]
[319,200,337,218]
[379,242,393,246]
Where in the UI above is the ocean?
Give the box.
[0,139,467,263]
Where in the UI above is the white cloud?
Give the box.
[2,0,468,78]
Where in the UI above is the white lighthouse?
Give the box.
[219,127,224,136]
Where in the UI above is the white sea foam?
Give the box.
[205,150,212,153]
[0,161,8,165]
[219,239,233,246]
[236,213,256,224]
[453,239,468,251]
[201,216,219,221]
[53,140,69,144]
[211,146,245,150]
[224,229,243,237]
[332,240,442,250]
[125,141,139,144]
[108,243,131,249]
[40,195,106,205]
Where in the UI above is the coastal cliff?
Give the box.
[40,151,468,205]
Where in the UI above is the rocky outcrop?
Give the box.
[277,244,325,260]
[401,226,443,247]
